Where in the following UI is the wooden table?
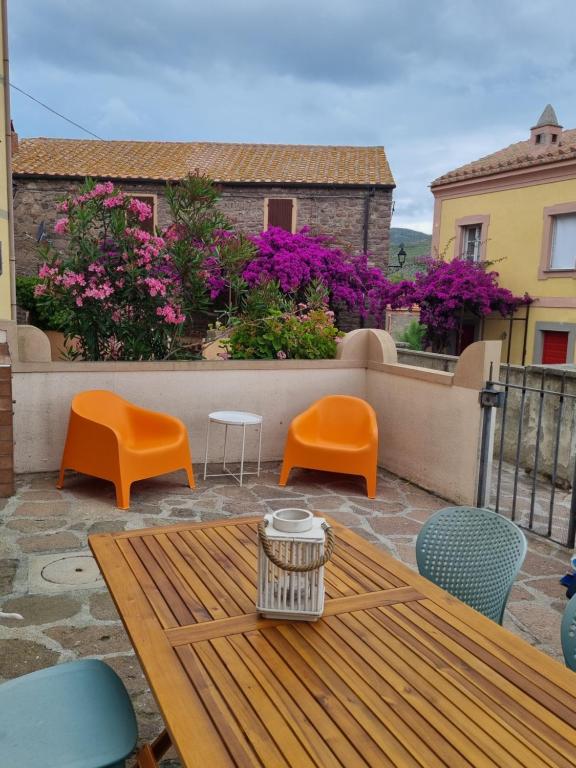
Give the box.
[89,517,576,768]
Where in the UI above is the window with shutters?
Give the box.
[540,203,576,279]
[454,215,490,262]
[265,198,296,233]
[127,194,156,235]
[534,322,576,365]
[542,331,569,364]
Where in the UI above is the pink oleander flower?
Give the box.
[33,284,47,296]
[142,277,167,297]
[156,303,185,324]
[61,271,86,288]
[54,217,69,235]
[127,197,153,222]
[83,282,114,300]
[75,297,83,307]
[276,350,287,360]
[103,193,125,209]
[56,200,69,213]
[93,181,115,197]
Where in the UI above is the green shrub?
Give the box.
[16,275,67,330]
[398,320,426,351]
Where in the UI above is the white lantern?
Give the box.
[257,509,335,621]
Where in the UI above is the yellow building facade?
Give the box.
[431,106,576,365]
[0,0,14,321]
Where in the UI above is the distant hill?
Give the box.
[390,228,432,247]
[389,228,432,276]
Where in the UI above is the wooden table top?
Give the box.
[89,516,576,768]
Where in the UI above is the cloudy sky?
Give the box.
[8,0,576,233]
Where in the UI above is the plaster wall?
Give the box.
[367,366,482,504]
[12,362,366,474]
[435,178,576,364]
[11,336,500,506]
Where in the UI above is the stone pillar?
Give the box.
[0,330,14,496]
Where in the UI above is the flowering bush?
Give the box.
[212,226,394,324]
[224,281,343,360]
[35,179,185,360]
[391,258,530,352]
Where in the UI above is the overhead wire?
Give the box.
[9,81,103,140]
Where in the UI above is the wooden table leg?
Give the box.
[135,729,172,767]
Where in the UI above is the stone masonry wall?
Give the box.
[13,178,392,278]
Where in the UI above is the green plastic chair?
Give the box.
[416,506,527,624]
[561,593,576,671]
[0,658,138,768]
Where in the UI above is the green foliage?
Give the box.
[398,320,426,351]
[16,275,67,330]
[225,281,343,360]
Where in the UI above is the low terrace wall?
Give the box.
[10,329,501,506]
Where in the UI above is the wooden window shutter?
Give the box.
[542,331,569,364]
[267,198,293,232]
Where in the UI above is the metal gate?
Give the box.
[477,365,576,547]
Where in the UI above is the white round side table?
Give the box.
[203,410,263,486]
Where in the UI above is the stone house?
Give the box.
[12,136,395,278]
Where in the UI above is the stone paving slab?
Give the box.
[0,464,573,767]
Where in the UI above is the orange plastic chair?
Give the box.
[57,390,195,509]
[279,395,378,497]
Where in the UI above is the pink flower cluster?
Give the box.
[127,197,153,222]
[156,304,185,324]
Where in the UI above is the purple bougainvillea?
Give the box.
[391,257,531,351]
[242,227,393,322]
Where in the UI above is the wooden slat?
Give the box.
[137,535,209,625]
[165,587,423,646]
[228,632,352,767]
[90,518,576,768]
[271,623,419,767]
[178,530,256,613]
[193,639,292,767]
[116,538,179,629]
[347,609,551,768]
[261,626,396,768]
[377,603,574,768]
[89,534,236,767]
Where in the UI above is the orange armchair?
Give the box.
[279,395,378,498]
[57,390,194,509]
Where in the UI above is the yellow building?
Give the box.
[0,0,14,321]
[431,105,576,365]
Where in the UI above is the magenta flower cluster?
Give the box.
[240,227,393,322]
[390,257,531,349]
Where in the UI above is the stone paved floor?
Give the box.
[0,464,573,766]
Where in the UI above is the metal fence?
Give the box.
[477,366,576,547]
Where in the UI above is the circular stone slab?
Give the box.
[41,554,103,587]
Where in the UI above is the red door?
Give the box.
[542,331,569,364]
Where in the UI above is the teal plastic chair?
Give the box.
[561,593,576,671]
[416,506,527,624]
[0,658,138,768]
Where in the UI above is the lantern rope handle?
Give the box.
[258,520,335,572]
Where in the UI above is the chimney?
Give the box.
[10,120,18,155]
[530,105,562,149]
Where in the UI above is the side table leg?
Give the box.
[257,422,262,478]
[239,423,246,486]
[203,420,211,480]
[223,424,229,472]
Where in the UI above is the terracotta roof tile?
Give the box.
[431,128,576,187]
[13,138,395,187]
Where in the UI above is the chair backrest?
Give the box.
[561,593,576,671]
[416,506,527,624]
[72,390,132,435]
[313,395,376,442]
